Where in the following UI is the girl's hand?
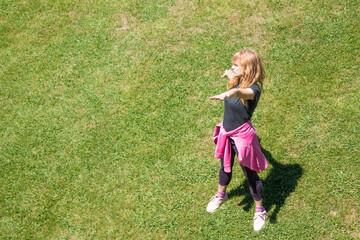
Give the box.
[221,69,234,79]
[210,93,229,101]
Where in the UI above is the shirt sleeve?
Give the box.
[248,84,261,103]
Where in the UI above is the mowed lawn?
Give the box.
[1,0,359,239]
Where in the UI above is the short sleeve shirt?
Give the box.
[222,84,261,131]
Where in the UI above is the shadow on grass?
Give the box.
[228,145,303,223]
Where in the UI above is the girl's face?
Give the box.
[231,60,244,77]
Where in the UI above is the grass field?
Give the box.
[1,0,359,239]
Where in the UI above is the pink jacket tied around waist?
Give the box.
[213,120,268,173]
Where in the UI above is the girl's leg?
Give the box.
[218,156,234,188]
[218,138,236,188]
[216,156,234,198]
[206,147,235,213]
[240,165,267,231]
[240,165,263,202]
[229,139,266,230]
[229,138,263,202]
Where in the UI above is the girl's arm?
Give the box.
[210,88,255,101]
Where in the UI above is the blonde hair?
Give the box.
[227,49,265,107]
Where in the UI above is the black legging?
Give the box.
[219,139,263,201]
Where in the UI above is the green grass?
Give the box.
[1,0,359,239]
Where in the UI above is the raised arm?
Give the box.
[210,88,255,101]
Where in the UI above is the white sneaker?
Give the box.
[206,194,229,213]
[253,210,267,232]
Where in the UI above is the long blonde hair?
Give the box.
[227,49,265,107]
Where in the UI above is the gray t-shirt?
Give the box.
[222,84,261,131]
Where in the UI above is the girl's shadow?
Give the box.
[228,144,303,223]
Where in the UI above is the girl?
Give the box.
[208,49,268,232]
